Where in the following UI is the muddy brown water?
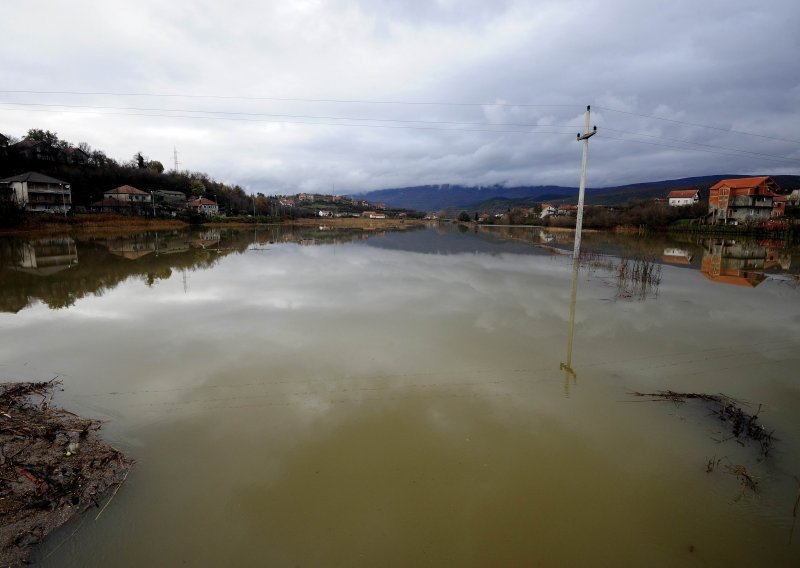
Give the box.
[1,224,799,566]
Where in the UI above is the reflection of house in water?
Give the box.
[699,239,790,287]
[102,235,156,260]
[189,229,221,249]
[662,248,693,265]
[9,238,78,276]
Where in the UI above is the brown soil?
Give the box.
[0,382,132,567]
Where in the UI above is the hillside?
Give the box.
[355,175,800,212]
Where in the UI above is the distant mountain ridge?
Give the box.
[353,175,800,212]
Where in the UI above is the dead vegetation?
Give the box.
[579,250,662,300]
[631,390,774,459]
[0,381,132,566]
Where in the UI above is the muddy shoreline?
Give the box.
[0,382,132,567]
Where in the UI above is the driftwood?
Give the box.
[0,381,132,566]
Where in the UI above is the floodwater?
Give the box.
[1,224,799,566]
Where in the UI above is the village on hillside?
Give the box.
[472,176,799,230]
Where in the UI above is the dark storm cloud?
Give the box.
[0,0,797,194]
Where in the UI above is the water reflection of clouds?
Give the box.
[1,231,799,435]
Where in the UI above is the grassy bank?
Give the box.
[0,213,188,235]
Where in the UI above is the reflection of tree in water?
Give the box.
[0,225,424,313]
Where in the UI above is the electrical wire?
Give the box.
[0,89,579,109]
[0,101,582,130]
[0,106,578,136]
[600,133,800,164]
[602,127,800,163]
[4,101,798,163]
[595,105,800,145]
[2,89,796,145]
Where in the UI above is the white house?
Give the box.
[187,197,219,216]
[0,171,71,213]
[540,203,557,218]
[667,189,700,207]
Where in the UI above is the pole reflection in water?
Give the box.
[560,255,579,396]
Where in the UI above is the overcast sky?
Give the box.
[1,0,798,194]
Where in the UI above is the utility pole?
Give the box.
[560,105,597,396]
[573,105,597,260]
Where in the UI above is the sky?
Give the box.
[1,0,799,194]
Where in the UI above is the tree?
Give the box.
[474,211,479,222]
[134,152,146,169]
[457,210,471,222]
[26,128,59,147]
[147,160,164,174]
[189,179,206,197]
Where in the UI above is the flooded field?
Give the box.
[1,224,799,566]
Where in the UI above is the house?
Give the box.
[540,203,557,218]
[662,248,693,265]
[62,147,89,165]
[667,189,700,207]
[90,185,153,215]
[90,197,138,214]
[104,185,152,203]
[187,197,219,216]
[11,139,60,161]
[771,195,787,218]
[317,210,332,217]
[708,176,780,225]
[0,172,72,213]
[362,211,385,219]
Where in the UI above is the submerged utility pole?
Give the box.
[560,106,597,395]
[573,106,597,260]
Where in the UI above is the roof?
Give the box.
[11,139,44,149]
[667,189,699,199]
[0,171,68,185]
[701,272,765,288]
[710,177,775,191]
[105,185,149,196]
[188,197,217,206]
[153,190,186,197]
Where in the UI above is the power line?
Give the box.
[4,101,797,163]
[602,127,800,163]
[600,133,800,164]
[0,89,580,109]
[595,105,800,145]
[0,106,578,136]
[3,90,796,145]
[0,100,582,130]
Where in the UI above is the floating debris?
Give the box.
[0,381,133,566]
[631,390,774,458]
